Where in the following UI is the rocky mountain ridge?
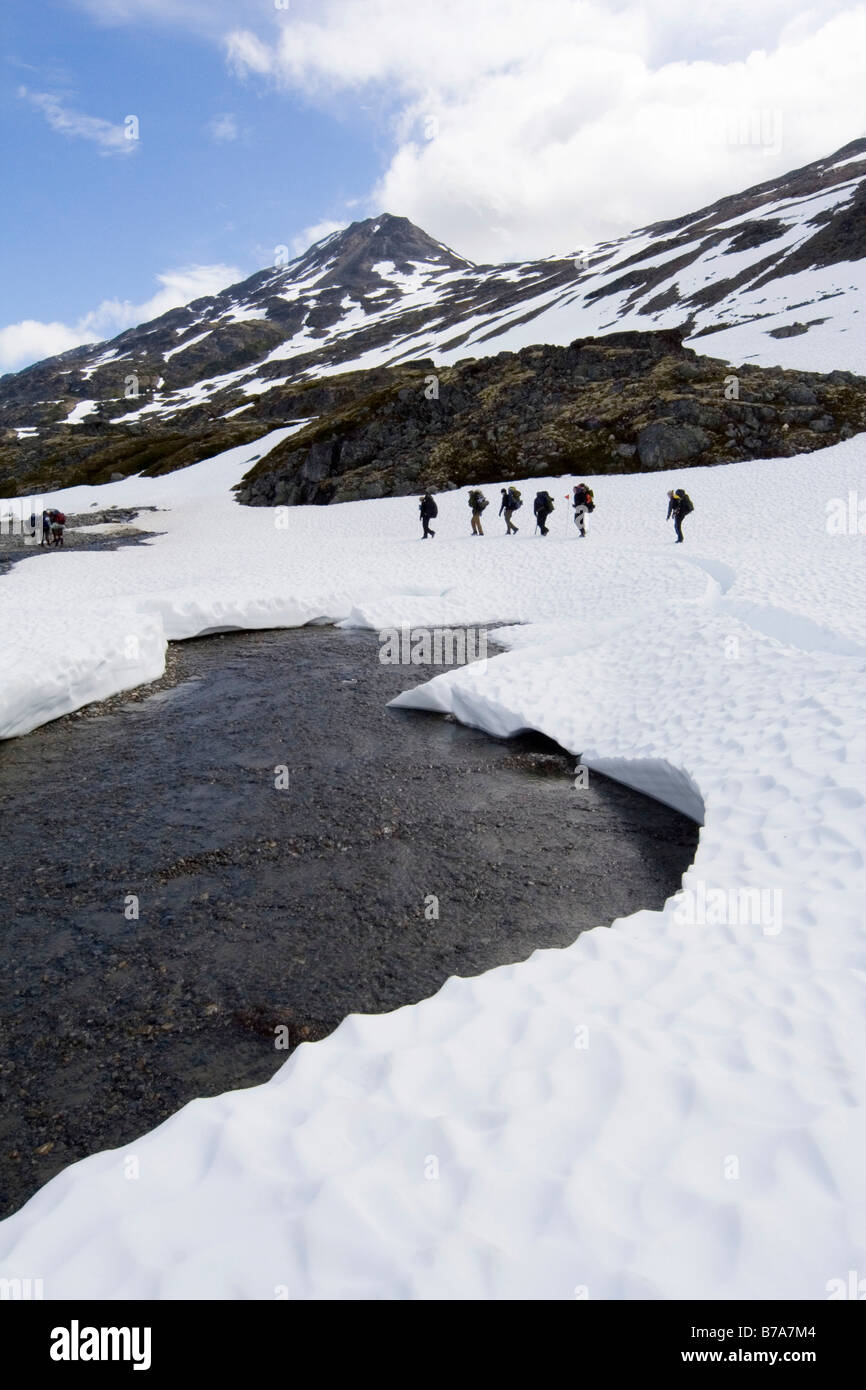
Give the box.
[2,138,865,500]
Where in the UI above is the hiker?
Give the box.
[533,490,555,536]
[571,483,595,537]
[499,486,522,534]
[468,489,488,536]
[667,488,694,543]
[41,509,53,546]
[419,492,437,539]
[51,509,66,547]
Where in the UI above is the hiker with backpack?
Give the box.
[419,492,437,539]
[533,490,555,536]
[667,488,693,543]
[51,509,66,546]
[499,486,522,534]
[41,509,53,546]
[571,483,595,537]
[468,489,488,536]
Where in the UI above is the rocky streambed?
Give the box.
[0,624,698,1217]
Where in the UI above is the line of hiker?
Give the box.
[418,483,693,542]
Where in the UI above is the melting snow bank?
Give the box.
[1,431,865,1297]
[389,672,705,820]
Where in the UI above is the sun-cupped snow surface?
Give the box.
[0,429,865,1299]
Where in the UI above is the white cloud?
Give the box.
[208,112,239,142]
[218,0,866,261]
[0,265,240,373]
[291,219,348,255]
[226,29,274,77]
[18,87,139,156]
[0,321,87,375]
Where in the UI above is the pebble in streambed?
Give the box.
[0,625,698,1217]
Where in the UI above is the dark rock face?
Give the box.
[234,331,866,507]
[724,220,787,254]
[636,421,711,468]
[769,323,811,340]
[783,382,818,404]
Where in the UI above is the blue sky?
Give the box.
[2,0,863,371]
[1,0,388,363]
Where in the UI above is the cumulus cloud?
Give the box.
[0,321,87,375]
[18,87,139,156]
[220,0,866,260]
[0,264,240,373]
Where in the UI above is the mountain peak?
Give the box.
[297,214,474,287]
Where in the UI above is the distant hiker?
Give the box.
[499,486,522,534]
[667,488,693,543]
[571,483,595,537]
[419,492,437,539]
[41,510,52,546]
[468,489,488,536]
[533,490,555,536]
[51,510,66,547]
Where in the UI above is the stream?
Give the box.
[0,624,699,1217]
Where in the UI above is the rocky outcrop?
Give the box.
[235,330,866,506]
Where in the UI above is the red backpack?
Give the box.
[54,512,66,525]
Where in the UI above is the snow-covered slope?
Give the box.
[0,422,864,1298]
[3,138,865,450]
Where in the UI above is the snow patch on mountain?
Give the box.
[64,400,98,424]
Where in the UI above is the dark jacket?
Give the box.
[419,494,437,519]
[534,492,554,517]
[668,491,693,520]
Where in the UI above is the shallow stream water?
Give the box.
[0,625,698,1216]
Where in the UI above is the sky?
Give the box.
[1,0,864,373]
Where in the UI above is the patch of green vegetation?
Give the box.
[477,367,536,409]
[0,421,269,496]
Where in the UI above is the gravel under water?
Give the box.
[0,624,698,1217]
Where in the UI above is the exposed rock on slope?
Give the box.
[236,331,866,506]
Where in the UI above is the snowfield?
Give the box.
[0,428,865,1299]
